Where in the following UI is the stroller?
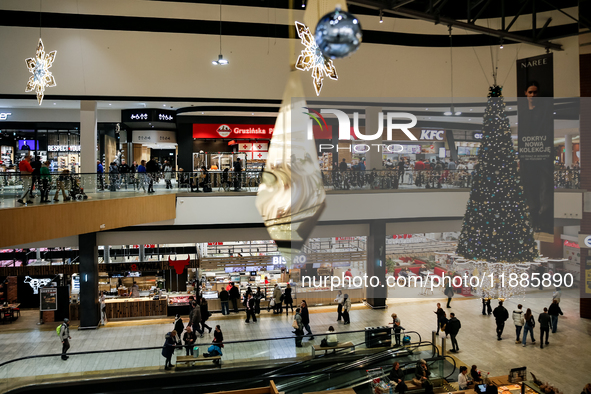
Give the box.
[69,176,88,200]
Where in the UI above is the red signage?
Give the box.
[563,240,580,249]
[193,123,333,140]
[193,124,274,139]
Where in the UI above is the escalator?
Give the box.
[6,339,456,394]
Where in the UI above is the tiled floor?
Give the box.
[0,289,589,392]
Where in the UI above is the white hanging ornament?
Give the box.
[25,38,57,105]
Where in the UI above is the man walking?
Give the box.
[273,284,282,314]
[548,299,563,333]
[219,287,229,315]
[119,159,130,189]
[300,300,313,340]
[512,304,525,343]
[493,301,509,340]
[97,160,105,191]
[146,157,159,193]
[59,318,71,360]
[189,302,204,337]
[538,307,551,348]
[434,302,445,334]
[446,312,461,352]
[233,157,243,191]
[245,293,257,323]
[17,155,34,204]
[229,282,240,313]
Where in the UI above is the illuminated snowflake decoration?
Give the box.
[295,21,337,96]
[25,39,57,105]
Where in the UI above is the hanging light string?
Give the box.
[449,25,454,111]
[219,0,223,54]
[39,0,42,38]
[487,20,498,85]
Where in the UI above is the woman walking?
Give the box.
[522,308,536,347]
[293,308,304,348]
[342,294,351,325]
[173,314,184,344]
[284,283,294,315]
[162,330,177,370]
[254,287,263,314]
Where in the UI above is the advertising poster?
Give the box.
[516,53,554,235]
[40,287,58,311]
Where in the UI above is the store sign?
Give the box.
[272,255,306,264]
[24,275,51,295]
[0,112,11,120]
[168,256,190,275]
[193,123,275,139]
[48,145,80,152]
[419,130,445,140]
[564,240,580,249]
[473,132,483,140]
[122,109,176,123]
[132,130,176,144]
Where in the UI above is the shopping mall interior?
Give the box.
[1,1,591,394]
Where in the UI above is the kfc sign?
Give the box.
[420,130,445,141]
[193,124,275,139]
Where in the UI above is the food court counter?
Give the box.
[104,297,168,319]
[297,287,365,306]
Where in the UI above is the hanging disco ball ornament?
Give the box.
[314,7,362,59]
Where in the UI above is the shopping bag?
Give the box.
[193,346,199,358]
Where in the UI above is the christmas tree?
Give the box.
[456,86,539,263]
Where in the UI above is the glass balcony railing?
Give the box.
[0,329,431,393]
[0,168,580,204]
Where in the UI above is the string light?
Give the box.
[294,21,338,96]
[379,10,383,23]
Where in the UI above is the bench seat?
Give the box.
[176,354,222,366]
[312,341,355,357]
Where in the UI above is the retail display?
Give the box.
[25,38,57,105]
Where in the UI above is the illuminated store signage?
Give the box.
[419,130,444,140]
[473,132,483,140]
[0,112,11,120]
[193,123,275,139]
[132,130,176,144]
[563,240,580,249]
[24,275,51,294]
[122,109,176,123]
[48,145,80,152]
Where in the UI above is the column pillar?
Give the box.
[80,101,98,191]
[565,134,573,167]
[104,245,110,264]
[363,107,383,170]
[79,232,99,328]
[366,220,387,308]
[139,245,146,262]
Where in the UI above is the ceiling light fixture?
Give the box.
[499,39,504,49]
[301,0,306,8]
[443,26,461,116]
[212,0,229,65]
[379,10,383,23]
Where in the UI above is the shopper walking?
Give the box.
[138,160,147,192]
[212,325,224,347]
[293,307,304,348]
[391,313,402,347]
[522,308,536,347]
[254,287,263,314]
[284,283,294,315]
[173,314,184,344]
[162,330,177,370]
[552,287,562,304]
[245,293,257,323]
[342,293,351,325]
[17,155,34,204]
[229,282,240,313]
[538,307,551,349]
[200,298,212,333]
[446,312,461,353]
[97,160,105,190]
[493,301,509,340]
[300,300,313,339]
[39,161,51,202]
[189,302,204,337]
[434,302,445,334]
[58,318,71,360]
[548,299,563,333]
[481,297,492,316]
[183,326,197,356]
[119,160,130,189]
[273,284,282,314]
[444,276,454,308]
[233,157,243,191]
[219,287,229,315]
[512,304,525,343]
[108,161,119,191]
[53,169,71,202]
[146,157,159,193]
[163,161,173,189]
[335,290,344,321]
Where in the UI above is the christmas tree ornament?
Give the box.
[314,7,362,59]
